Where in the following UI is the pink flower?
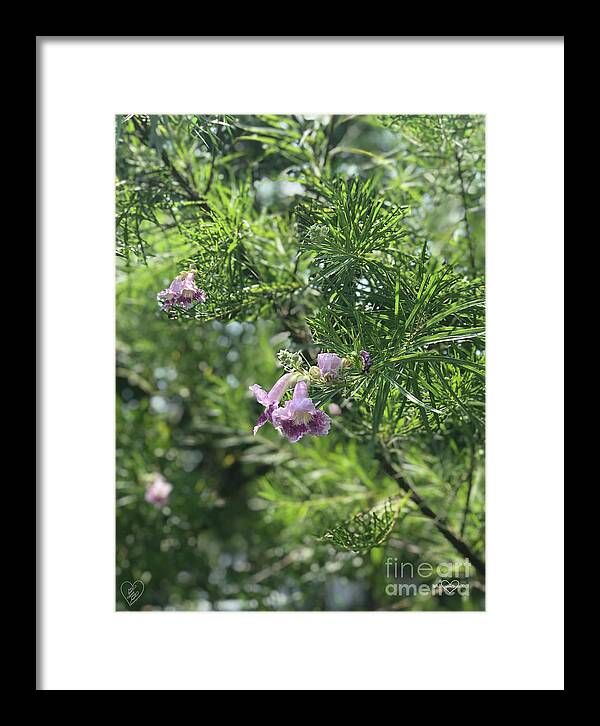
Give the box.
[144,474,173,508]
[271,380,331,443]
[327,402,342,416]
[250,376,331,443]
[317,353,343,380]
[249,373,294,435]
[157,271,207,311]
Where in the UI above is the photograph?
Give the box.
[39,36,563,690]
[116,113,486,611]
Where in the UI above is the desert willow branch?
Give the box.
[132,116,208,208]
[381,449,486,577]
[453,144,477,276]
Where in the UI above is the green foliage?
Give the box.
[379,114,485,273]
[321,499,405,553]
[116,114,486,611]
[296,177,485,437]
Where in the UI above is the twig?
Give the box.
[132,116,208,208]
[203,149,216,196]
[453,145,477,276]
[460,441,476,538]
[159,147,200,202]
[322,115,337,170]
[381,448,485,576]
[251,548,311,584]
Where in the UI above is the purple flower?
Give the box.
[144,474,173,508]
[327,402,342,416]
[249,372,294,435]
[157,271,207,311]
[360,350,372,372]
[271,381,331,443]
[250,375,331,443]
[317,353,343,380]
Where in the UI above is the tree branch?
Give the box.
[381,448,486,576]
[321,114,337,170]
[460,441,476,538]
[453,145,477,276]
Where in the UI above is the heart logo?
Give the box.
[120,580,144,607]
[439,579,460,596]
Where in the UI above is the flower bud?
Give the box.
[309,366,322,381]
